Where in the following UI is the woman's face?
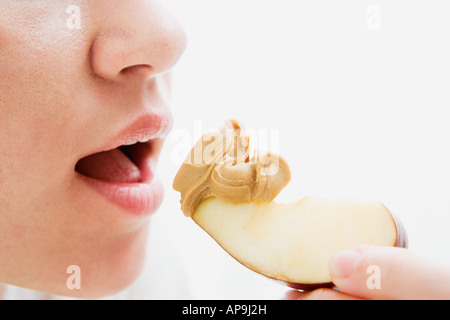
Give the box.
[0,0,186,297]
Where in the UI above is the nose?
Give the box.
[90,1,187,81]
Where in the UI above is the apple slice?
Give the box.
[192,196,407,290]
[173,120,408,290]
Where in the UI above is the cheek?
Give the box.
[0,53,76,197]
[0,7,91,208]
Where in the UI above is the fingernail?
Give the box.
[330,249,363,278]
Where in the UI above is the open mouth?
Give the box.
[74,139,164,215]
[73,113,171,215]
[75,141,152,184]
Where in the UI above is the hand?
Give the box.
[285,245,450,300]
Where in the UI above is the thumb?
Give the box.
[329,245,450,300]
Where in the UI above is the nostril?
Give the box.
[120,64,153,77]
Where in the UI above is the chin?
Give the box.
[36,221,151,300]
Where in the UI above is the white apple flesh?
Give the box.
[192,196,407,290]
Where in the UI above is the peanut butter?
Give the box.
[173,120,291,217]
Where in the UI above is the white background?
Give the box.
[145,1,450,299]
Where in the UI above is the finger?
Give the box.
[284,288,363,300]
[329,245,450,300]
[282,290,303,300]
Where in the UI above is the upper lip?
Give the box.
[78,112,173,162]
[106,112,173,151]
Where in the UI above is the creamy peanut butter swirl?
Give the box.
[173,120,291,217]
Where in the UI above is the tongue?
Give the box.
[76,148,141,183]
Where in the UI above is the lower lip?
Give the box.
[76,160,164,216]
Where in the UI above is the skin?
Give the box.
[285,245,450,300]
[0,0,186,298]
